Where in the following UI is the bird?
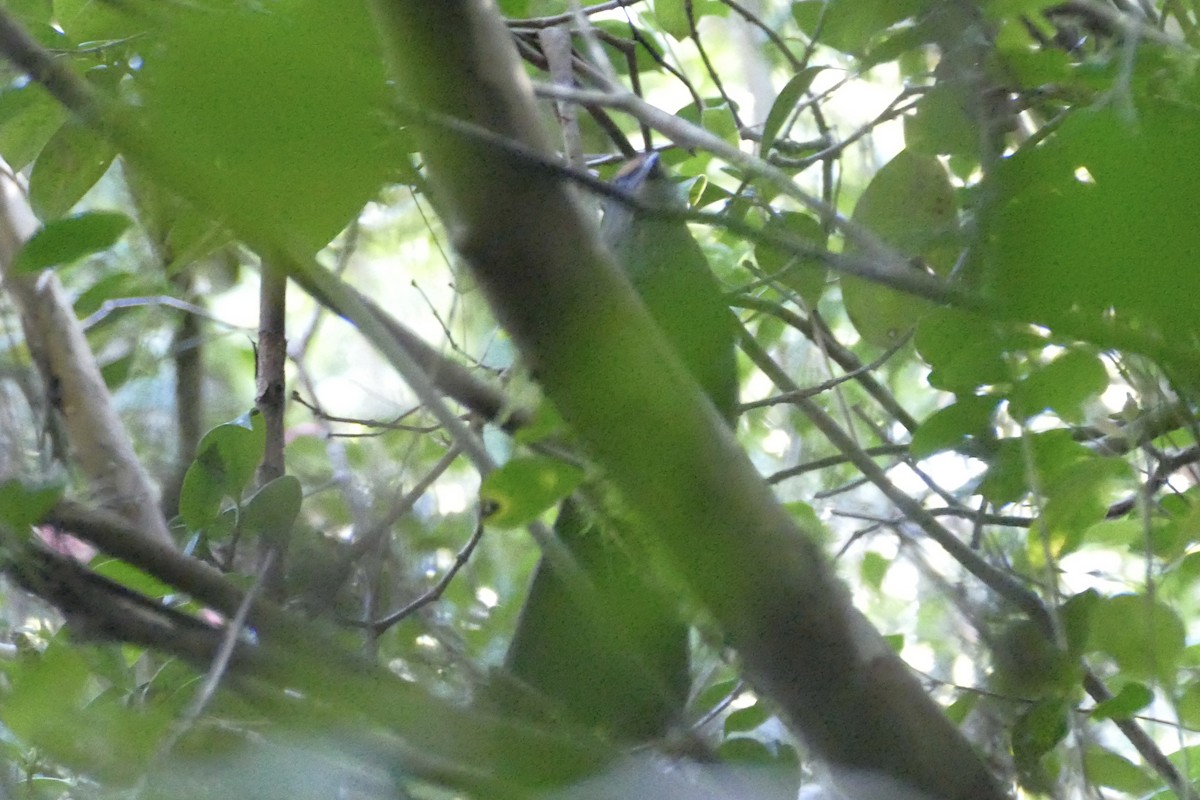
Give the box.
[501,153,737,742]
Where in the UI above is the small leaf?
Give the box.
[860,551,890,590]
[760,67,825,158]
[1013,697,1069,761]
[28,118,116,219]
[724,703,769,734]
[1177,680,1200,728]
[910,394,1000,459]
[90,560,174,601]
[13,211,131,273]
[1008,349,1108,422]
[481,456,584,529]
[178,413,266,531]
[1090,682,1152,721]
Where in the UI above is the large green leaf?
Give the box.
[979,93,1200,347]
[0,83,67,171]
[1089,593,1185,684]
[842,150,957,347]
[135,0,394,252]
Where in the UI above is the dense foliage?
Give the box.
[0,1,1197,798]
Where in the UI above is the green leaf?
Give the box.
[654,0,689,39]
[792,0,931,56]
[0,478,63,530]
[760,67,826,159]
[241,475,303,545]
[6,640,172,782]
[910,394,1000,458]
[1083,747,1157,794]
[27,118,116,219]
[945,693,978,724]
[979,94,1200,346]
[179,413,266,531]
[13,211,131,273]
[136,0,393,252]
[1008,349,1108,422]
[977,430,1090,506]
[1089,594,1185,683]
[860,550,890,591]
[756,212,828,308]
[724,702,769,733]
[1177,680,1200,728]
[1012,697,1069,762]
[904,83,980,160]
[1031,455,1131,563]
[991,619,1076,697]
[914,307,1044,393]
[842,150,957,347]
[716,737,775,764]
[0,83,67,171]
[481,456,584,529]
[694,677,739,714]
[54,0,141,43]
[90,559,174,600]
[1090,682,1153,721]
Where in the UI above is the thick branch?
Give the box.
[367,3,1006,799]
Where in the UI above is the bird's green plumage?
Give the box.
[503,154,737,740]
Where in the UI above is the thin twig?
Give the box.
[367,514,486,633]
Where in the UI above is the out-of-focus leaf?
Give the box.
[90,559,174,600]
[860,551,890,591]
[905,83,980,159]
[1090,682,1152,721]
[760,67,826,159]
[136,0,393,252]
[13,211,131,273]
[1012,698,1068,792]
[1083,747,1157,794]
[1177,680,1200,728]
[842,150,957,347]
[756,212,828,308]
[717,737,775,764]
[910,394,1000,458]
[792,0,931,56]
[1008,349,1108,422]
[724,702,769,734]
[27,119,116,219]
[241,475,303,545]
[0,478,63,530]
[0,83,67,170]
[978,95,1200,354]
[1089,594,1185,683]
